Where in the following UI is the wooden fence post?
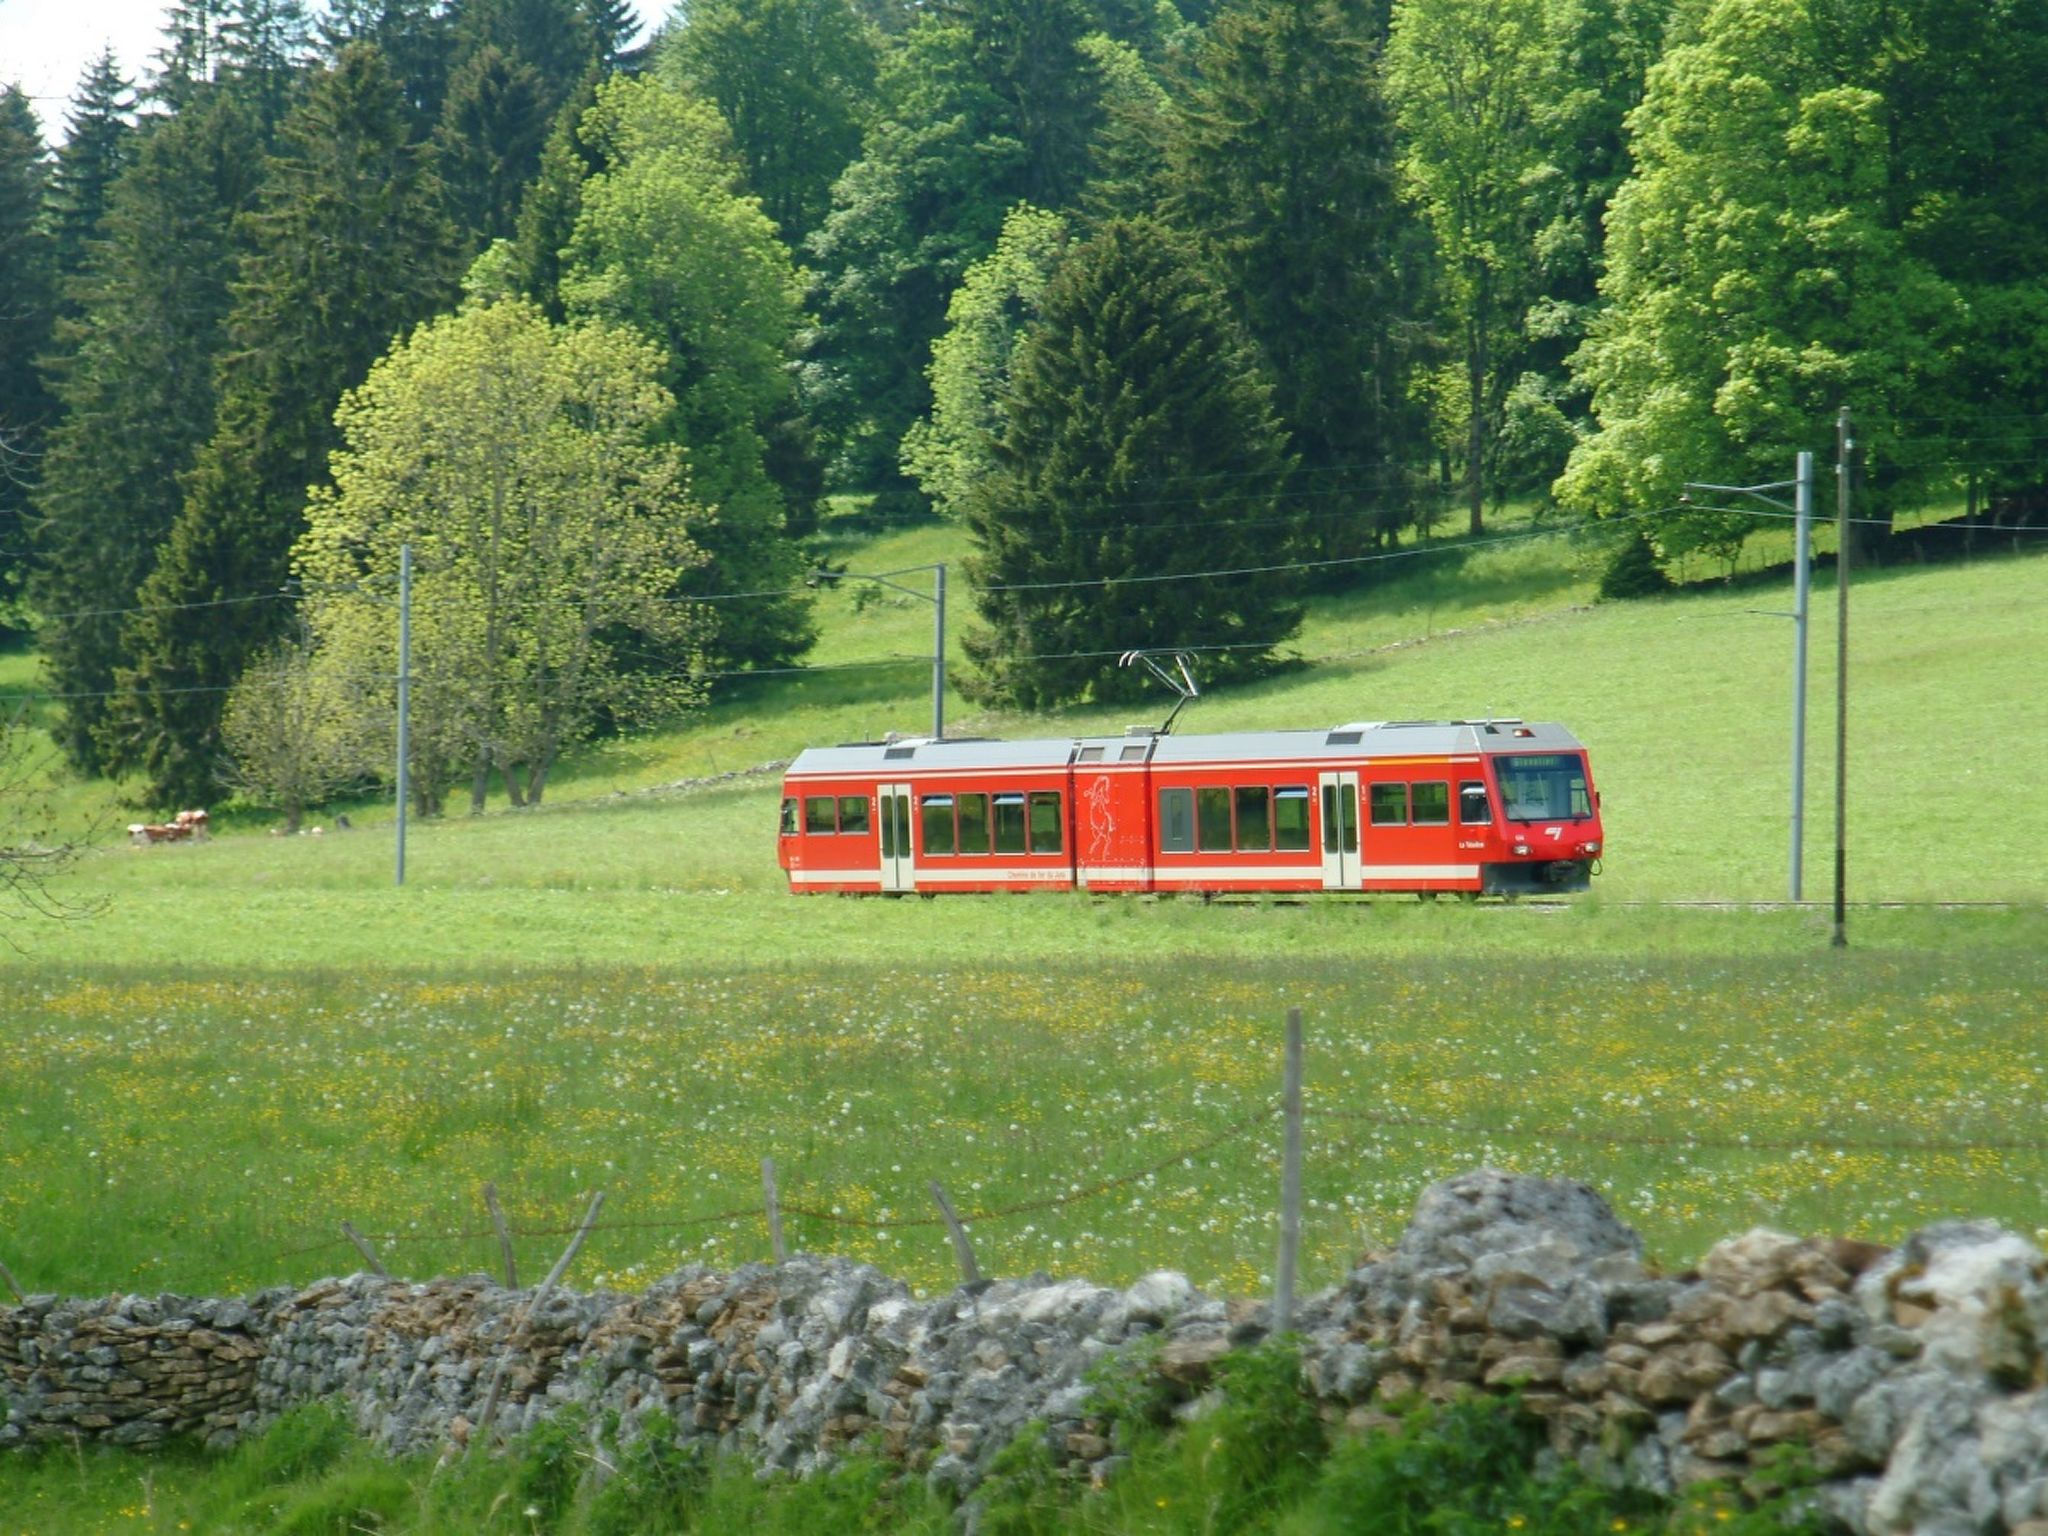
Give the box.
[481,1183,518,1289]
[930,1182,980,1286]
[1273,1006,1304,1335]
[472,1191,604,1451]
[762,1158,787,1263]
[341,1222,389,1279]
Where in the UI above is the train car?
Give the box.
[777,718,1602,898]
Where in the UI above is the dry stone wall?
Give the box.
[8,1170,2048,1536]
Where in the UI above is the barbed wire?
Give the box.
[273,1103,1282,1263]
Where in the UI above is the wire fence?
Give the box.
[238,1036,2048,1304]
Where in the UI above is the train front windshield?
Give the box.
[1495,753,1593,822]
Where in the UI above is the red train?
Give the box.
[777,718,1602,898]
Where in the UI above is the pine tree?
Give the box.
[153,0,227,109]
[31,95,265,771]
[453,0,597,119]
[318,0,457,125]
[0,88,55,606]
[48,51,136,297]
[105,46,461,805]
[963,218,1301,707]
[217,0,317,129]
[583,0,647,72]
[1162,0,1429,574]
[505,74,604,317]
[435,43,552,246]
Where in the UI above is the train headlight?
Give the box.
[1584,841,1600,855]
[1512,842,1531,856]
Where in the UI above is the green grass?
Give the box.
[5,941,2047,1302]
[0,1360,1822,1536]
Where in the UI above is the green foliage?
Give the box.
[30,91,265,772]
[454,0,598,120]
[1386,0,1590,535]
[292,297,709,813]
[0,85,54,609]
[105,43,460,808]
[1161,0,1430,573]
[1293,1394,1615,1535]
[46,50,136,298]
[963,217,1301,706]
[900,203,1070,521]
[662,0,882,247]
[1596,528,1674,601]
[435,42,554,247]
[803,0,1106,499]
[1558,0,1984,562]
[560,73,818,674]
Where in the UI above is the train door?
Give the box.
[1319,770,1360,890]
[877,782,915,892]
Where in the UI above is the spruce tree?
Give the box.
[0,88,55,607]
[318,0,457,125]
[48,52,136,298]
[1162,0,1428,575]
[106,46,460,805]
[31,95,265,771]
[434,43,552,246]
[217,0,317,130]
[583,0,647,72]
[153,0,227,109]
[453,0,597,119]
[963,218,1301,708]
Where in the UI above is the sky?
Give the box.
[0,0,674,140]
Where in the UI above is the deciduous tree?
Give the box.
[559,75,817,673]
[291,298,709,812]
[661,0,880,247]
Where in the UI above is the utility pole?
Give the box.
[1790,452,1813,901]
[1832,410,1852,948]
[931,562,946,742]
[396,542,411,888]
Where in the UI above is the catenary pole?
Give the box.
[932,562,946,741]
[396,541,411,888]
[1832,411,1851,948]
[1791,452,1812,902]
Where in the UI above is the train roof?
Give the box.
[785,719,1586,777]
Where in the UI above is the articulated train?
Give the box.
[777,718,1602,898]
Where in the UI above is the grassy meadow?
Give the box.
[0,516,2043,1310]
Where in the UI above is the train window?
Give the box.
[779,798,798,837]
[1497,753,1594,821]
[921,795,955,855]
[1159,788,1194,852]
[805,795,838,833]
[993,793,1027,854]
[1412,782,1449,825]
[957,793,990,854]
[1029,792,1063,853]
[1078,746,1106,763]
[1460,781,1491,825]
[1369,783,1408,825]
[1119,744,1149,762]
[1197,787,1232,852]
[839,795,872,834]
[1234,785,1272,851]
[1274,786,1311,851]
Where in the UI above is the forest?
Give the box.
[1,0,2043,818]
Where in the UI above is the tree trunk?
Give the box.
[502,759,526,808]
[469,753,490,815]
[1466,317,1486,538]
